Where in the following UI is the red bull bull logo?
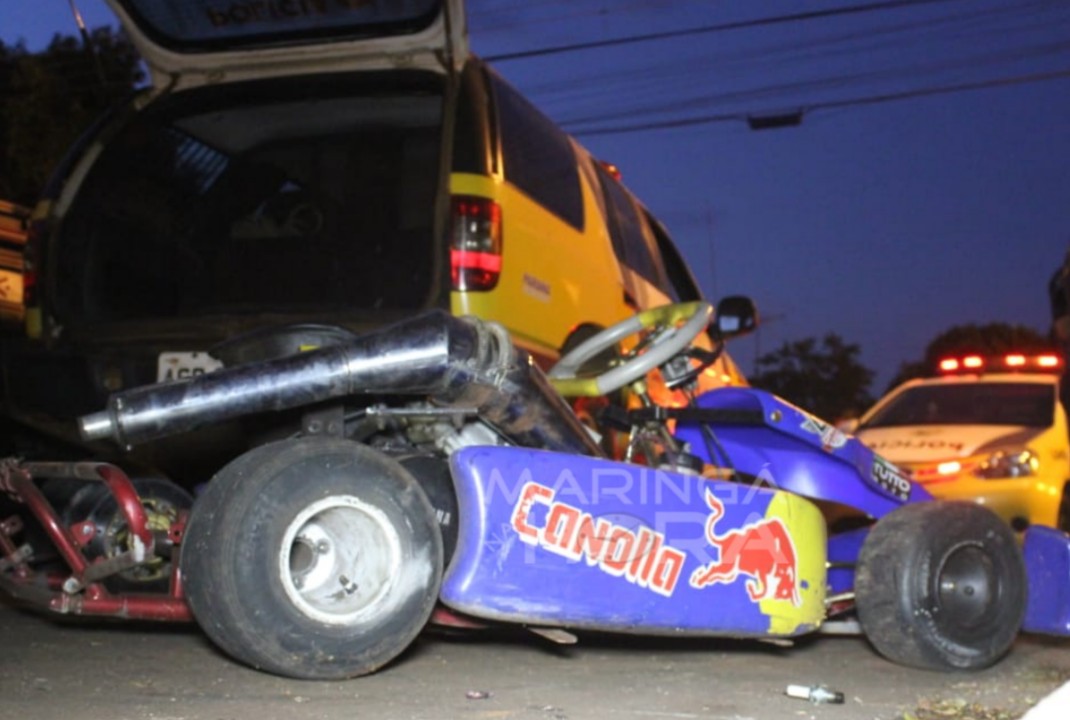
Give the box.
[689,489,801,606]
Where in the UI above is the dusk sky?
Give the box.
[1,0,1066,393]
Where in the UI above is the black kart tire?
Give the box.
[855,501,1026,671]
[181,437,443,680]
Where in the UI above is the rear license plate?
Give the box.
[157,351,224,382]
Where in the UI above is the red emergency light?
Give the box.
[937,353,1064,374]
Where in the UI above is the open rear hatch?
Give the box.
[106,0,468,90]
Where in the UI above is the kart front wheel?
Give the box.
[855,501,1026,671]
[181,437,443,679]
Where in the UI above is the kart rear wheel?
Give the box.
[181,437,443,680]
[855,501,1025,671]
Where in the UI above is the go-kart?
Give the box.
[2,303,1068,680]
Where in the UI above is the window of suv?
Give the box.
[54,75,445,326]
[644,210,701,303]
[596,164,665,288]
[490,74,583,231]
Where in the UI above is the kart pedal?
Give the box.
[529,627,578,645]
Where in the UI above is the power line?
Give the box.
[470,0,664,34]
[484,0,969,62]
[553,38,1070,128]
[566,67,1070,137]
[508,0,1063,115]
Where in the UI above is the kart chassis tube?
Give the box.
[0,460,191,621]
[79,311,603,458]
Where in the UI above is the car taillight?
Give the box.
[22,219,43,338]
[450,195,502,291]
[21,266,36,303]
[22,219,43,304]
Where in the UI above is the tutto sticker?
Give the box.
[509,481,685,597]
[871,456,912,501]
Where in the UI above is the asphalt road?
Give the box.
[1,599,1067,720]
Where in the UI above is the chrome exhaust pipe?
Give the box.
[79,311,602,458]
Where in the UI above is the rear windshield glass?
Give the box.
[115,0,441,51]
[861,382,1055,428]
[56,76,443,325]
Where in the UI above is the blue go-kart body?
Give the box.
[5,310,1068,679]
[443,387,1070,639]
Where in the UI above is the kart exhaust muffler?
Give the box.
[79,311,602,457]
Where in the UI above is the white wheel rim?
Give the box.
[278,495,401,625]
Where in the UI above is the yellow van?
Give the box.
[4,0,749,480]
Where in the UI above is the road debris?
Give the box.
[785,684,845,704]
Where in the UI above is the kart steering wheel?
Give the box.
[548,301,714,397]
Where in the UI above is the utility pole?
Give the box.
[68,0,107,90]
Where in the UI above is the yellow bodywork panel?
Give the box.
[760,491,828,635]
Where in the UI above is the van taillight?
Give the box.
[22,219,43,339]
[450,195,502,291]
[22,268,36,305]
[22,220,41,307]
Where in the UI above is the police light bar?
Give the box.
[937,353,1064,374]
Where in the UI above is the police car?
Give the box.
[854,353,1068,531]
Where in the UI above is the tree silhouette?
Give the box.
[0,28,143,205]
[750,333,875,422]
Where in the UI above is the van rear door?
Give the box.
[107,0,467,90]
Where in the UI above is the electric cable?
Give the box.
[485,0,971,62]
[564,66,1070,137]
